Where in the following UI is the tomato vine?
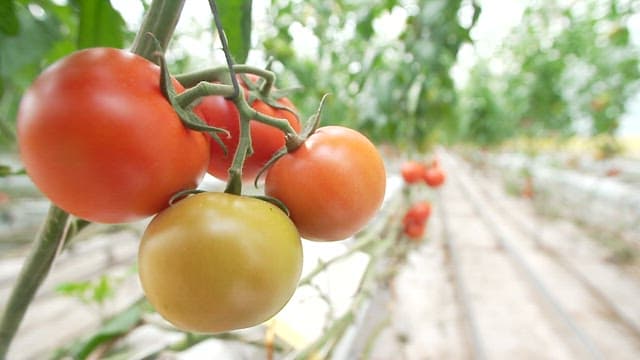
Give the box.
[1,0,390,356]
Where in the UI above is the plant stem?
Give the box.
[0,205,71,359]
[236,98,300,137]
[175,82,236,108]
[130,0,186,62]
[224,100,253,194]
[175,65,275,89]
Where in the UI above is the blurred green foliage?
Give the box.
[1,0,638,151]
[460,0,640,146]
[259,0,639,148]
[260,0,477,151]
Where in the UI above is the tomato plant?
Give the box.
[423,164,446,187]
[17,48,209,223]
[138,192,303,333]
[196,75,301,181]
[265,126,386,241]
[401,161,427,184]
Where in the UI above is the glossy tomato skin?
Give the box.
[401,161,426,184]
[138,192,303,333]
[196,76,301,181]
[17,48,209,223]
[265,126,386,241]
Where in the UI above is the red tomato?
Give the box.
[401,161,426,184]
[423,165,446,187]
[402,201,432,226]
[265,126,386,241]
[404,221,426,239]
[402,201,431,240]
[195,75,301,181]
[17,48,209,223]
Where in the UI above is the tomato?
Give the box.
[138,192,303,333]
[423,165,446,187]
[401,161,426,184]
[17,48,209,223]
[404,221,426,239]
[402,201,431,240]
[402,201,431,226]
[195,75,301,181]
[265,126,386,241]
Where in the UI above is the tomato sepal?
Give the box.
[251,195,290,216]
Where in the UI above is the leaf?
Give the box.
[0,0,19,36]
[0,4,62,78]
[69,300,146,360]
[56,281,92,302]
[216,0,252,63]
[92,275,114,304]
[75,0,126,49]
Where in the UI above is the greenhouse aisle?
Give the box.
[362,151,640,360]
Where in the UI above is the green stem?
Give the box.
[224,96,253,194]
[175,82,236,108]
[130,0,186,62]
[237,99,299,138]
[175,65,276,90]
[0,205,71,359]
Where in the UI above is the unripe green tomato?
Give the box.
[138,192,303,333]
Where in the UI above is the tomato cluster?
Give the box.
[17,47,387,334]
[402,201,432,240]
[401,158,446,188]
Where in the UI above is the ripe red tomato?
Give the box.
[404,221,426,239]
[265,126,386,241]
[423,165,446,187]
[195,75,301,181]
[402,201,432,240]
[401,161,426,184]
[402,201,432,226]
[138,192,302,333]
[17,48,209,223]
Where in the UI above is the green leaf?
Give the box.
[69,300,146,360]
[75,0,126,49]
[56,281,92,302]
[0,4,62,79]
[92,275,114,304]
[216,0,252,63]
[0,0,19,36]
